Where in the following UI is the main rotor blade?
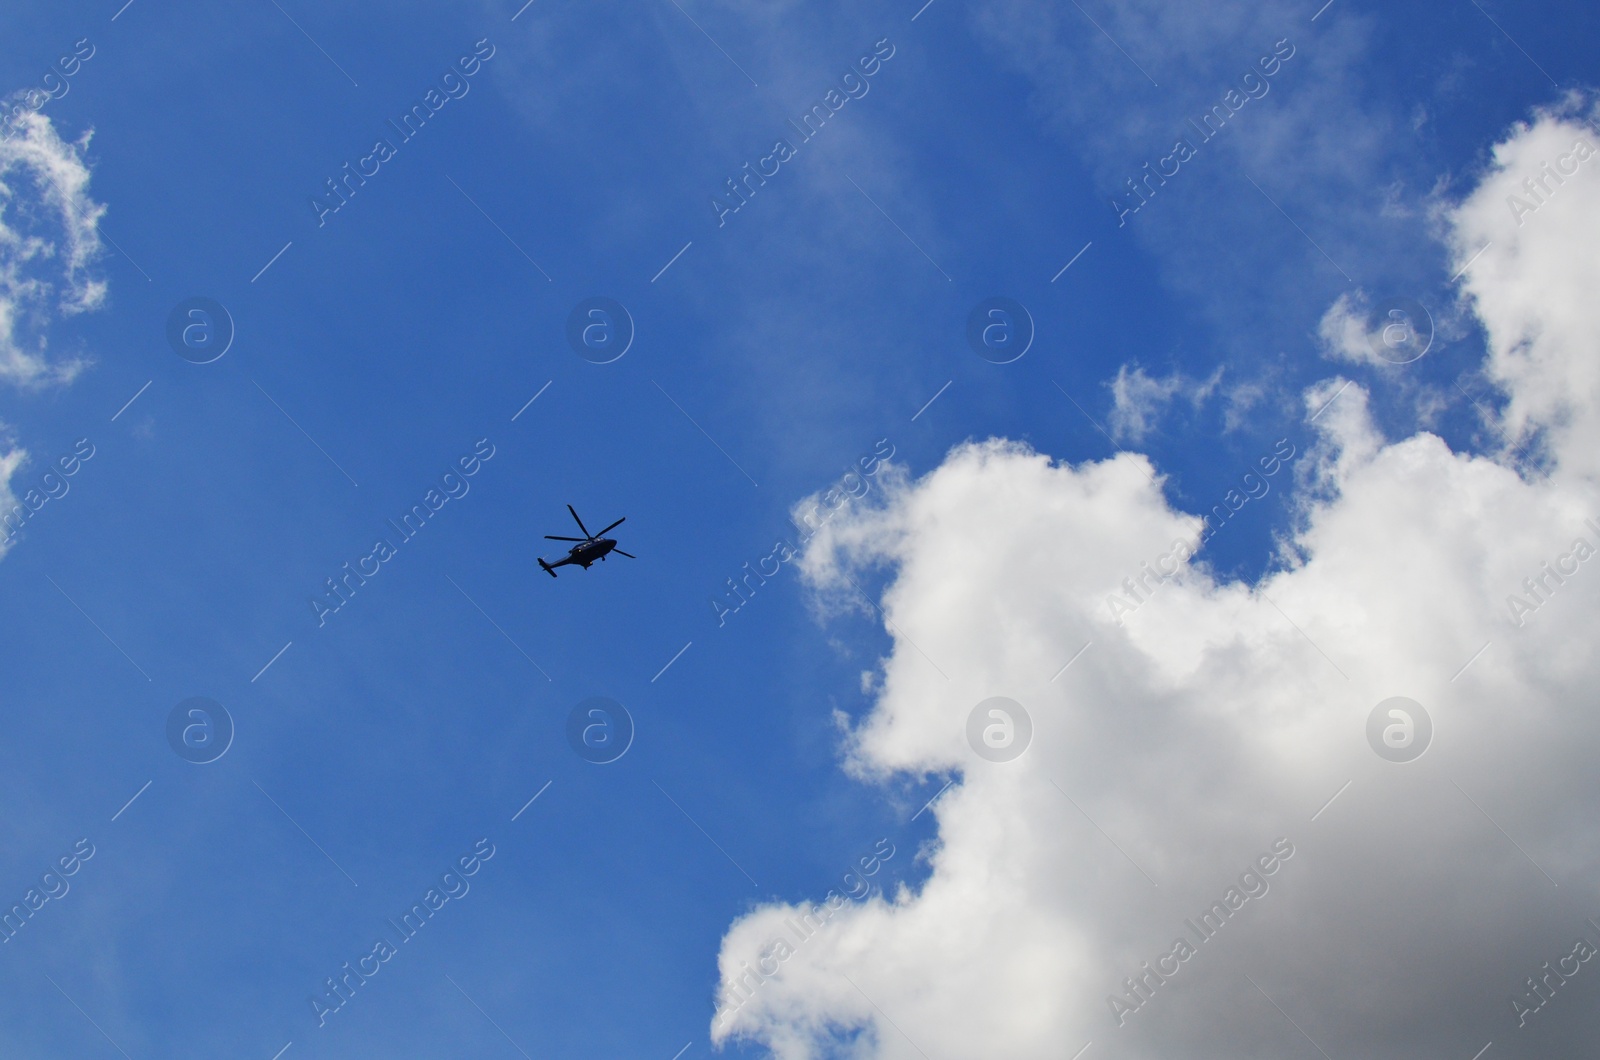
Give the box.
[567,504,592,538]
[612,549,637,558]
[545,535,586,541]
[594,516,625,537]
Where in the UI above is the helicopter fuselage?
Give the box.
[568,538,617,565]
[542,538,617,573]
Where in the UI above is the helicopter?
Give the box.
[538,505,634,577]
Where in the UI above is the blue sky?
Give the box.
[2,0,1599,1057]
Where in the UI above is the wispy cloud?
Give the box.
[1107,364,1223,443]
[0,109,107,388]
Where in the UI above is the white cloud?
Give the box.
[1107,365,1222,443]
[1316,290,1380,365]
[711,101,1600,1057]
[0,109,106,388]
[1220,376,1273,433]
[0,430,24,560]
[1315,289,1443,369]
[1448,91,1600,479]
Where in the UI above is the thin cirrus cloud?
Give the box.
[710,99,1600,1058]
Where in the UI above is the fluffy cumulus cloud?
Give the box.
[0,108,106,388]
[710,105,1600,1055]
[1449,92,1600,479]
[1315,290,1391,367]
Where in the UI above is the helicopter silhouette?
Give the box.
[538,505,634,577]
